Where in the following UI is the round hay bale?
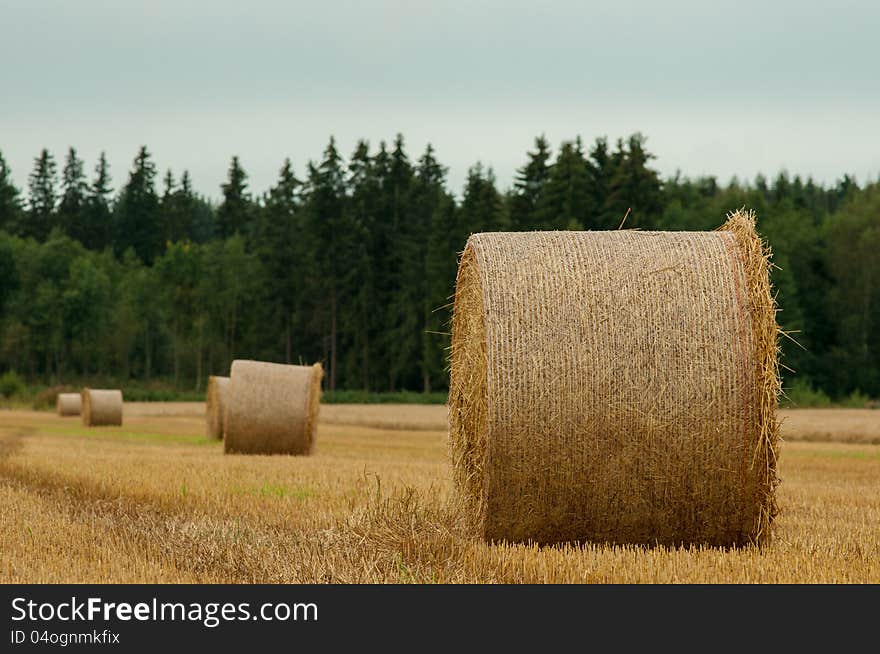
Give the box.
[224,360,322,455]
[81,389,123,426]
[448,209,780,547]
[56,392,82,416]
[205,375,230,440]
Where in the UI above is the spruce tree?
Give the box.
[385,134,420,390]
[0,150,22,233]
[510,135,552,230]
[535,139,592,230]
[413,144,454,391]
[603,134,663,228]
[26,148,58,239]
[303,137,349,390]
[175,170,200,242]
[83,152,114,251]
[58,147,89,243]
[459,163,508,235]
[160,169,178,243]
[216,156,253,238]
[256,158,304,363]
[587,137,615,227]
[115,146,161,263]
[345,141,378,389]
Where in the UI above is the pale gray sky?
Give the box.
[1,0,877,200]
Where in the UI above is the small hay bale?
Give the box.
[56,392,82,416]
[205,375,230,440]
[224,360,322,455]
[448,209,780,547]
[81,388,123,426]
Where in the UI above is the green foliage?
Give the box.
[782,378,832,408]
[322,390,448,404]
[0,370,25,397]
[0,150,22,233]
[0,138,877,404]
[115,146,161,263]
[840,389,871,409]
[31,384,76,410]
[216,156,253,238]
[24,149,58,239]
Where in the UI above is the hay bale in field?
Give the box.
[224,360,322,455]
[81,388,123,426]
[56,392,82,416]
[448,209,780,547]
[205,375,230,440]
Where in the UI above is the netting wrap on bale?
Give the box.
[81,389,123,426]
[206,375,230,440]
[224,360,323,455]
[448,210,780,547]
[56,392,82,416]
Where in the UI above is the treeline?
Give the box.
[0,134,877,399]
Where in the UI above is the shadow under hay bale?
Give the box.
[448,209,780,547]
[224,360,322,455]
[81,389,123,426]
[56,392,82,416]
[206,375,229,440]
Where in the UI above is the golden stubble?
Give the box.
[0,406,877,583]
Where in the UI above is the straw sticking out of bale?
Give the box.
[224,360,323,455]
[206,375,230,440]
[81,389,123,426]
[448,209,780,547]
[56,392,82,417]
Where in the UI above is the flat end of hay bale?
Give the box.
[81,388,123,427]
[223,360,323,455]
[56,392,82,417]
[206,375,230,440]
[305,363,323,451]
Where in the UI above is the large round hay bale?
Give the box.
[205,375,230,440]
[224,360,323,455]
[81,389,123,426]
[448,210,780,547]
[56,392,82,416]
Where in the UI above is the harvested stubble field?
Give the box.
[0,403,878,583]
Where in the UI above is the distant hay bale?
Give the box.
[56,392,82,416]
[448,209,780,547]
[224,360,323,455]
[81,389,123,426]
[206,375,230,440]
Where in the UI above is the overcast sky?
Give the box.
[1,0,877,200]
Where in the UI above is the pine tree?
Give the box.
[0,150,22,233]
[510,135,552,230]
[26,148,58,239]
[216,156,253,238]
[58,147,89,243]
[115,146,161,263]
